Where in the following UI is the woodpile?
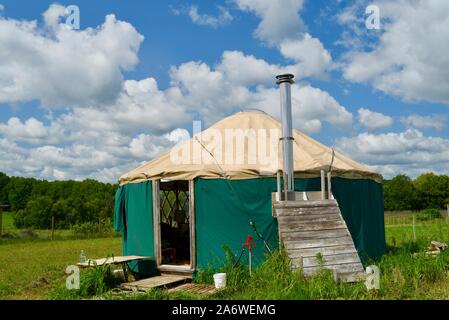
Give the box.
[426,241,448,256]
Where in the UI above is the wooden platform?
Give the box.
[77,255,148,267]
[274,199,365,282]
[168,283,218,296]
[120,275,190,292]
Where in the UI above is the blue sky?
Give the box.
[0,0,448,181]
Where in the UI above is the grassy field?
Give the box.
[2,212,14,229]
[0,237,121,299]
[2,211,449,300]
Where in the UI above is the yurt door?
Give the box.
[152,180,196,274]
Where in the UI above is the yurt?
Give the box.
[114,111,386,276]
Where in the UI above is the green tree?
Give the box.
[7,177,36,211]
[383,175,418,211]
[13,196,53,228]
[414,173,449,209]
[1,172,116,229]
[0,172,10,205]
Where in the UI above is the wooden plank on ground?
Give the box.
[168,283,218,296]
[121,275,189,292]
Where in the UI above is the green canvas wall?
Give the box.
[114,181,156,275]
[194,177,386,269]
[114,177,386,273]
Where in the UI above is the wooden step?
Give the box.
[168,283,218,296]
[274,199,365,282]
[120,274,190,292]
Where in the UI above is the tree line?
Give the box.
[383,173,449,211]
[0,172,116,229]
[1,171,448,229]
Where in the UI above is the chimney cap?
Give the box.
[276,73,295,85]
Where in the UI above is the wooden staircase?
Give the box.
[273,199,365,282]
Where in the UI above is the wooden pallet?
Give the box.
[168,283,218,296]
[274,199,365,282]
[120,274,190,292]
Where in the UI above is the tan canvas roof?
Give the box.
[119,112,382,185]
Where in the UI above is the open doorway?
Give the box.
[159,181,191,267]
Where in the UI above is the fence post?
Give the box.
[51,216,55,241]
[412,214,416,243]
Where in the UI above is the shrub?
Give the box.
[417,208,441,221]
[49,260,122,299]
[72,218,114,238]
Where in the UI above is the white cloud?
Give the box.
[247,84,353,134]
[357,108,393,130]
[169,51,352,131]
[129,130,189,159]
[334,0,371,51]
[336,129,449,178]
[187,5,233,28]
[234,0,305,44]
[0,4,144,108]
[0,5,353,182]
[0,48,353,182]
[0,117,64,144]
[401,114,448,131]
[0,75,192,181]
[216,51,282,86]
[233,0,332,79]
[42,3,66,29]
[342,0,449,104]
[280,34,332,78]
[165,128,191,144]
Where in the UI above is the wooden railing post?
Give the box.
[277,170,282,201]
[320,170,325,200]
[327,172,332,199]
[283,172,288,201]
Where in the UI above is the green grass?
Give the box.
[0,211,120,245]
[103,246,449,301]
[2,212,14,229]
[101,222,449,301]
[0,237,121,299]
[3,210,449,300]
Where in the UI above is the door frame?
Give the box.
[152,180,196,273]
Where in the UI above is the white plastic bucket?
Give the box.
[213,273,226,289]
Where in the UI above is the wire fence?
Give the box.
[384,210,449,245]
